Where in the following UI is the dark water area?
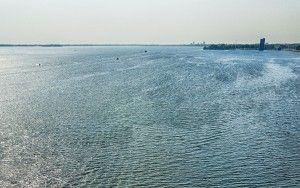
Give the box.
[0,47,299,187]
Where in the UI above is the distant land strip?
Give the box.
[0,43,299,51]
[203,43,300,52]
[0,44,204,47]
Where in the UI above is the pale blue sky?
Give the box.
[0,0,299,44]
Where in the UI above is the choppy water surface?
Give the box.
[0,47,299,187]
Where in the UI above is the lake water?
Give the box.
[0,46,299,187]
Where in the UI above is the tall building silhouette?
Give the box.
[259,38,265,51]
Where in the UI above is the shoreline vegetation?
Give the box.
[203,43,300,52]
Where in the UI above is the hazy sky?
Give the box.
[0,0,299,44]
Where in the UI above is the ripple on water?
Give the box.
[0,47,299,187]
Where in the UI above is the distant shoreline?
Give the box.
[0,44,204,47]
[203,43,300,52]
[0,43,299,52]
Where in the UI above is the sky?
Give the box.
[0,0,299,44]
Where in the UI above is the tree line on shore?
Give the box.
[203,43,300,51]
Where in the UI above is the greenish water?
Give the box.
[0,47,299,187]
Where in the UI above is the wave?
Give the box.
[234,62,297,89]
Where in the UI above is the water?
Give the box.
[0,46,299,187]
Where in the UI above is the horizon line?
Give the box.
[0,42,299,47]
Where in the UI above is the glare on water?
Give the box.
[0,47,299,187]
